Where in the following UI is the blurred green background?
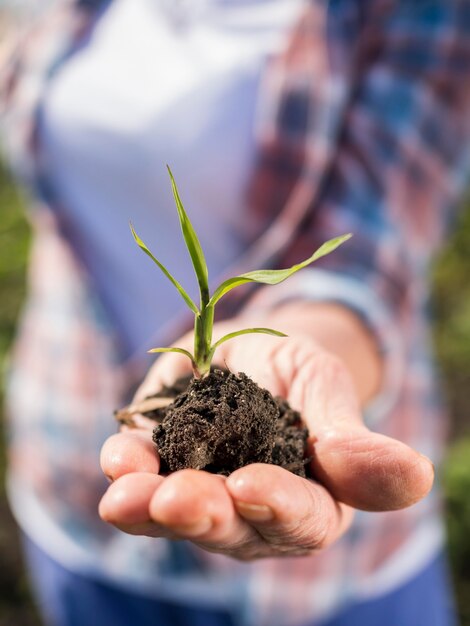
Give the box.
[1,160,470,625]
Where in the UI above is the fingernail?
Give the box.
[172,516,212,538]
[235,501,274,522]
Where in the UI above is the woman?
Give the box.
[1,1,469,625]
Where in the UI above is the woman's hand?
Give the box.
[99,303,434,560]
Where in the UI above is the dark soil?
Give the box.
[143,369,311,477]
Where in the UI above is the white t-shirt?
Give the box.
[40,0,307,357]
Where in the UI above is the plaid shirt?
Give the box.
[2,1,470,625]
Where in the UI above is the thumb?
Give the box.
[293,352,434,512]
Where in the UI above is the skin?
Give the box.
[99,302,434,560]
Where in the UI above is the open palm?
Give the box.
[99,321,433,560]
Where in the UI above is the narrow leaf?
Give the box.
[130,223,198,314]
[148,346,196,363]
[167,166,210,306]
[209,233,352,306]
[211,327,287,352]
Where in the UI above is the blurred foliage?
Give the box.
[432,204,470,439]
[1,156,470,625]
[432,204,470,624]
[442,438,470,625]
[0,161,38,626]
[0,161,30,470]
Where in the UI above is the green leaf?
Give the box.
[167,166,210,307]
[130,223,198,314]
[209,233,352,306]
[210,327,287,352]
[148,346,196,363]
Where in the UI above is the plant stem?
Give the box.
[193,304,214,378]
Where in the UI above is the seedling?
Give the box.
[131,167,351,379]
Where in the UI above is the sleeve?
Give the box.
[245,0,470,421]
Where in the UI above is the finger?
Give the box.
[289,351,434,511]
[148,469,262,555]
[100,432,160,482]
[226,464,354,553]
[310,428,434,512]
[99,472,171,537]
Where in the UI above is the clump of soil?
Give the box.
[143,369,311,477]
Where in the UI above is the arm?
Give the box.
[98,303,431,558]
[98,0,470,558]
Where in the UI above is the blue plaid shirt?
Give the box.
[2,2,470,625]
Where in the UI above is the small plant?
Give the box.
[131,167,351,379]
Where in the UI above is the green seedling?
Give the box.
[131,167,352,378]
